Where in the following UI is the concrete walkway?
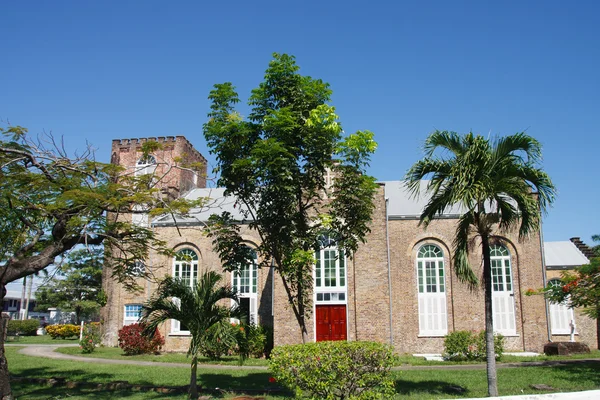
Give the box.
[8,343,600,371]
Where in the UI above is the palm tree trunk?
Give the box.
[189,354,198,399]
[596,305,600,350]
[482,235,498,397]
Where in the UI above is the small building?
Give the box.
[544,238,595,345]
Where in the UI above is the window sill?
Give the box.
[168,333,191,337]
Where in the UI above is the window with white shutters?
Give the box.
[548,279,576,335]
[417,244,448,336]
[490,245,517,335]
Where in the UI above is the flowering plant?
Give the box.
[80,322,101,354]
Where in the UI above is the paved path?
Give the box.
[8,343,600,371]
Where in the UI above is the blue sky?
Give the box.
[1,0,598,253]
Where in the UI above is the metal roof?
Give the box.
[153,180,485,226]
[544,241,590,268]
[382,180,466,219]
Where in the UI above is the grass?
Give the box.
[397,350,600,366]
[6,335,78,345]
[56,346,270,366]
[54,345,600,368]
[6,346,600,399]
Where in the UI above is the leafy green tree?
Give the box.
[139,271,241,399]
[591,234,600,257]
[203,53,378,342]
[35,248,104,324]
[0,124,201,399]
[405,130,555,396]
[543,257,600,348]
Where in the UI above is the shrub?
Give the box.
[443,330,505,361]
[269,341,396,400]
[118,323,164,355]
[200,321,241,360]
[246,324,268,358]
[7,319,39,336]
[45,324,80,339]
[79,322,101,354]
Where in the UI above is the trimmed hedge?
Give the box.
[443,330,505,361]
[45,324,80,339]
[7,319,39,336]
[270,341,396,400]
[118,323,164,355]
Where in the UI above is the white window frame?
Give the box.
[123,304,142,326]
[548,279,576,335]
[416,244,448,336]
[171,248,199,335]
[232,248,258,325]
[490,245,517,336]
[314,234,347,305]
[135,155,157,176]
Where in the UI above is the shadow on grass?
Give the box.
[394,378,468,397]
[11,381,180,399]
[11,367,291,398]
[546,361,600,385]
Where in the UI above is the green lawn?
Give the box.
[55,346,600,368]
[6,335,78,345]
[56,346,269,366]
[6,346,600,399]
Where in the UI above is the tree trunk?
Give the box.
[482,235,498,397]
[189,354,198,399]
[596,306,600,350]
[0,285,14,400]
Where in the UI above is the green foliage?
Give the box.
[139,271,242,397]
[443,330,505,361]
[203,53,378,339]
[79,322,101,354]
[544,257,600,320]
[246,324,269,358]
[35,248,104,323]
[199,321,242,360]
[45,324,80,339]
[0,124,202,294]
[6,319,39,336]
[269,341,396,400]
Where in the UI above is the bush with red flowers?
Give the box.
[117,323,164,355]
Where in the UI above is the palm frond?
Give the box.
[452,213,479,289]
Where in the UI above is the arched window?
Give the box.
[314,234,346,302]
[548,278,575,335]
[135,155,157,176]
[416,244,447,336]
[171,248,199,334]
[490,244,516,335]
[232,247,258,324]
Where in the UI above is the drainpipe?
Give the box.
[539,223,552,342]
[385,197,393,346]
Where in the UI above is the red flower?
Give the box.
[268,377,277,383]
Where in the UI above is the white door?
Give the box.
[491,246,516,335]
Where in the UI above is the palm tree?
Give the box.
[139,271,241,399]
[405,130,555,397]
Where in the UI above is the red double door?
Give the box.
[315,305,347,341]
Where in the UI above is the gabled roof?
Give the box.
[153,180,476,226]
[544,241,590,269]
[382,180,466,219]
[152,188,251,226]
